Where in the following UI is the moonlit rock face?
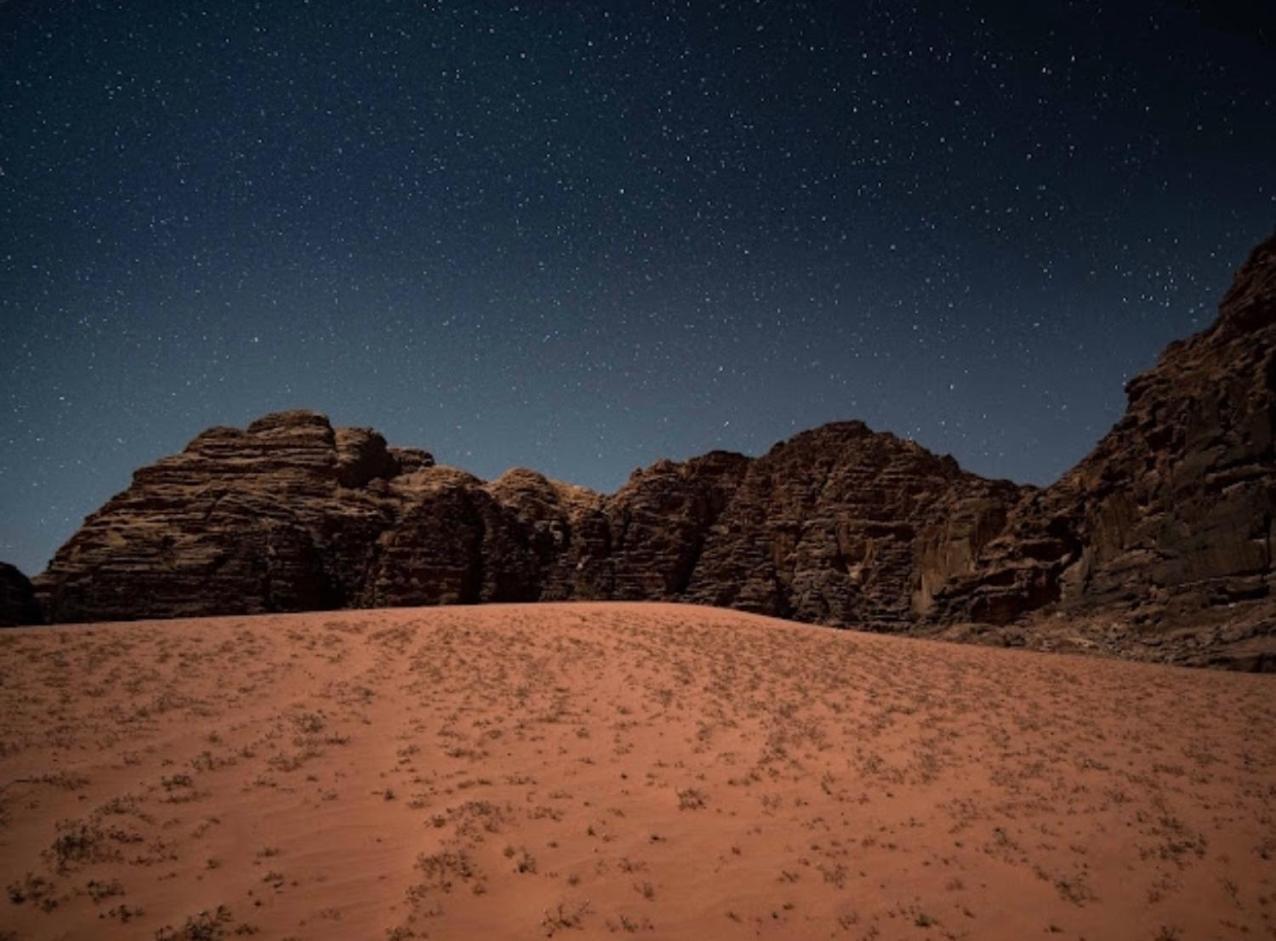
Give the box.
[28,405,1023,632]
[924,233,1276,668]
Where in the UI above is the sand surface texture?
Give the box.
[1,602,1273,940]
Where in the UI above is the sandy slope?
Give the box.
[0,603,1273,941]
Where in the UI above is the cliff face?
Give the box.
[22,234,1276,668]
[29,412,412,622]
[684,422,1021,626]
[28,411,1025,630]
[920,234,1276,668]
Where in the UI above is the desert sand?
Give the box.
[0,602,1273,940]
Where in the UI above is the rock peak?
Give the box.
[245,409,334,435]
[1216,230,1276,336]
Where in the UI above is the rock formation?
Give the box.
[919,233,1276,669]
[23,233,1276,669]
[682,423,1021,626]
[30,411,1027,629]
[0,563,40,627]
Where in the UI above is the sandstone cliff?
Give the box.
[22,234,1276,669]
[919,234,1276,669]
[29,410,1023,630]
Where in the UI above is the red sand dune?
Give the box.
[1,602,1273,940]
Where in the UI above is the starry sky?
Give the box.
[2,1,1274,576]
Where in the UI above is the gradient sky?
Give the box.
[2,1,1274,576]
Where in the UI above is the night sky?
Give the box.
[2,2,1273,576]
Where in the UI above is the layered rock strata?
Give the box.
[919,234,1276,668]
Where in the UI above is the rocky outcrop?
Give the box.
[685,423,1021,627]
[32,409,1023,631]
[0,563,40,626]
[32,412,416,622]
[918,233,1276,668]
[26,234,1276,668]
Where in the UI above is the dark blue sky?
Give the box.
[2,1,1273,576]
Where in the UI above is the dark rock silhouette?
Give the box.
[0,563,40,626]
[24,234,1276,668]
